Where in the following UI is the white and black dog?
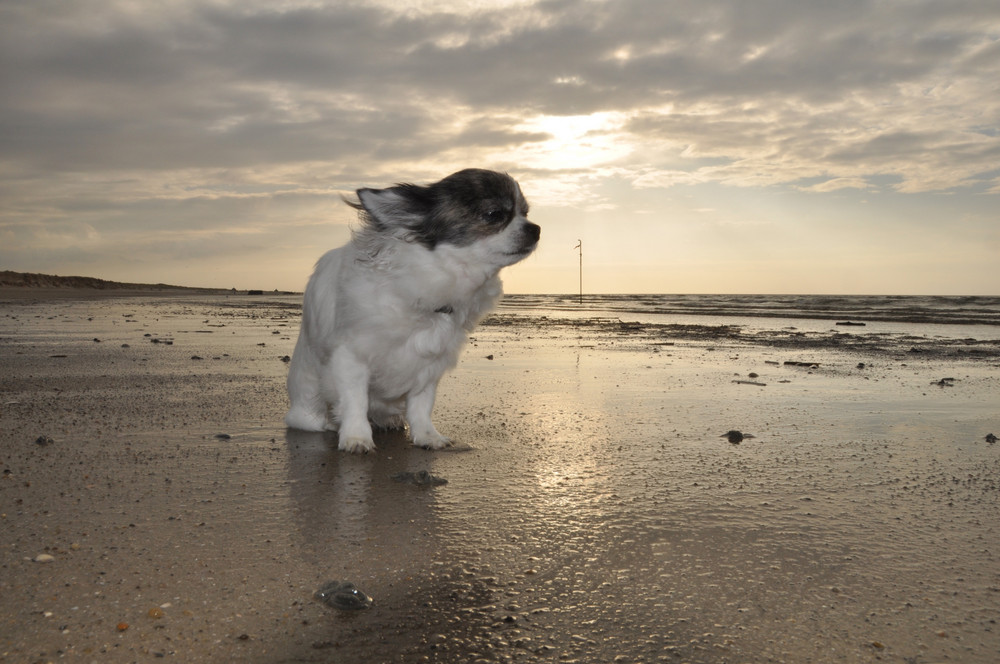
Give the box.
[285,169,540,452]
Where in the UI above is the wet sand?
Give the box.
[1,292,998,663]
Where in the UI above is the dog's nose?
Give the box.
[524,222,541,242]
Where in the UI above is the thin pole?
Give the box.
[574,240,582,304]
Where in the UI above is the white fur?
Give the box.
[285,199,535,453]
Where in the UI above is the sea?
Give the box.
[494,293,1000,342]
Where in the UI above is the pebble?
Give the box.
[720,430,755,444]
[314,581,373,610]
[33,554,55,563]
[391,470,448,486]
[34,435,54,446]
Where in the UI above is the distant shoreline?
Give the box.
[0,270,295,300]
[0,286,227,301]
[1,269,224,292]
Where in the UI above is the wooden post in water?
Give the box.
[574,240,582,304]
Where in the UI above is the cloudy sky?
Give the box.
[2,0,998,294]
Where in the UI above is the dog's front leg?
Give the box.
[328,349,375,453]
[407,381,451,449]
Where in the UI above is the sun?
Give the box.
[496,112,634,171]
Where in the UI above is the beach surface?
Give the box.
[1,291,998,663]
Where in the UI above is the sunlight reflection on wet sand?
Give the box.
[1,294,998,662]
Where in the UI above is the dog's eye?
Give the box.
[483,208,507,224]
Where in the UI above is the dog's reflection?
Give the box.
[284,428,445,570]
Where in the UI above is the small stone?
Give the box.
[35,435,54,446]
[314,581,373,610]
[117,622,130,632]
[148,607,164,619]
[312,641,337,650]
[985,433,998,444]
[391,470,447,486]
[720,430,755,444]
[33,554,55,563]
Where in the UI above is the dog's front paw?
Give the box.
[285,408,329,432]
[412,431,452,450]
[338,436,376,454]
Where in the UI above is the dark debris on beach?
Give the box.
[481,314,1000,360]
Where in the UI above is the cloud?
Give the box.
[3,1,998,184]
[798,177,870,193]
[1,0,998,291]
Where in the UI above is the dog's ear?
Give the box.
[355,186,426,230]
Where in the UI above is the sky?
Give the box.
[1,0,998,295]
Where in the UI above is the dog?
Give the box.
[285,168,540,453]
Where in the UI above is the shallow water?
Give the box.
[1,294,998,662]
[502,293,1000,326]
[499,293,1000,345]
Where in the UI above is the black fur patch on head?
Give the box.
[350,169,530,249]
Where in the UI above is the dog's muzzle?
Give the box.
[520,222,541,251]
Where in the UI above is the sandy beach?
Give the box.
[1,291,998,663]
